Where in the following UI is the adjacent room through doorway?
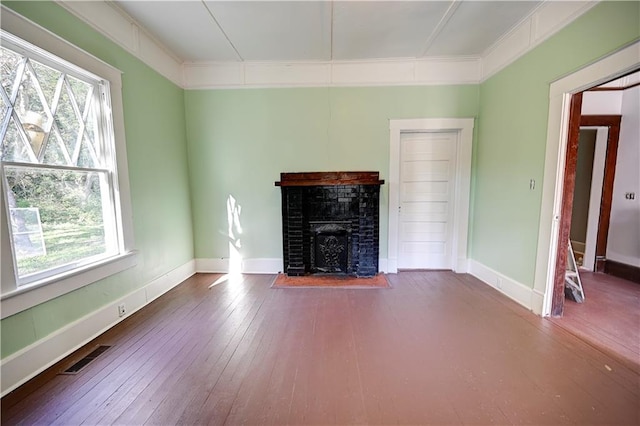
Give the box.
[551,70,640,369]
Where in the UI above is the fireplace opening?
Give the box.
[310,222,352,274]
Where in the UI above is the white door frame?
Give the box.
[534,41,639,316]
[388,118,474,273]
[582,126,608,272]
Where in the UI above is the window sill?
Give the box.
[0,251,138,319]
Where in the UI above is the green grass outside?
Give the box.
[17,222,106,276]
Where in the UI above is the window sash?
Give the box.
[2,162,121,285]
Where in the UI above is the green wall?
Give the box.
[185,86,479,260]
[1,1,194,358]
[472,1,640,286]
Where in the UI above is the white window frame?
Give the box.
[0,7,136,319]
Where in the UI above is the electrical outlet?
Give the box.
[496,277,503,289]
[118,304,126,317]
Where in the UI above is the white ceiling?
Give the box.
[113,1,544,64]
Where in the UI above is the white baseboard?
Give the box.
[455,257,469,273]
[386,258,398,273]
[531,289,545,316]
[0,260,195,397]
[195,258,229,273]
[468,259,534,311]
[378,258,389,273]
[195,257,282,274]
[242,258,284,274]
[196,257,391,274]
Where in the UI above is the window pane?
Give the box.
[14,64,50,158]
[84,100,100,159]
[4,165,115,279]
[0,92,7,124]
[1,46,22,98]
[54,83,80,160]
[9,207,46,258]
[77,135,97,168]
[30,60,62,108]
[67,75,91,117]
[41,130,70,165]
[2,116,33,162]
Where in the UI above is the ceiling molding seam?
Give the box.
[329,0,334,61]
[420,0,462,57]
[200,1,243,61]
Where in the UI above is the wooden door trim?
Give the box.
[551,93,583,317]
[551,111,622,316]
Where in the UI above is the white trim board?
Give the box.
[183,57,481,89]
[535,41,640,317]
[481,1,598,81]
[50,0,596,89]
[468,259,534,311]
[0,260,196,397]
[195,258,283,274]
[387,118,474,274]
[57,0,183,86]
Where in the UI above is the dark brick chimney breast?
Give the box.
[275,172,384,277]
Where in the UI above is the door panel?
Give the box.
[398,132,456,269]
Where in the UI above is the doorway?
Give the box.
[534,42,639,317]
[552,103,628,316]
[575,116,622,274]
[387,118,474,273]
[572,126,608,272]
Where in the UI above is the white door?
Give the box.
[398,132,457,269]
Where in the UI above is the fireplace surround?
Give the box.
[275,172,384,277]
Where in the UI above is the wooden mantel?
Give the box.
[275,171,384,187]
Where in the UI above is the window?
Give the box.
[1,11,135,318]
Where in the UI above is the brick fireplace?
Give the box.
[275,172,384,277]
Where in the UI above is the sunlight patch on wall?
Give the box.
[208,194,244,289]
[227,194,243,276]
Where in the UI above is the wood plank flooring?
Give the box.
[551,270,640,372]
[2,272,639,425]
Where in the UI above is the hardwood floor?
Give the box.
[551,270,640,372]
[2,272,639,425]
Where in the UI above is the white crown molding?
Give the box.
[480,1,599,81]
[183,57,481,89]
[52,0,598,89]
[57,1,183,87]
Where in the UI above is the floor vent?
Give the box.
[60,345,112,375]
